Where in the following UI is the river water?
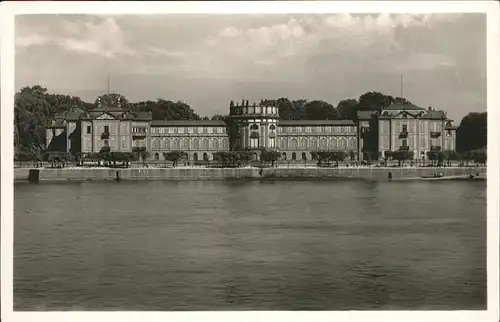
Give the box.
[14,180,487,311]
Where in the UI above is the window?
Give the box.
[302,152,307,160]
[402,125,407,132]
[52,129,56,137]
[155,153,159,161]
[250,124,259,130]
[250,132,259,148]
[104,140,109,147]
[402,139,408,147]
[269,137,275,148]
[292,152,297,160]
[104,125,109,133]
[86,126,91,134]
[269,124,276,130]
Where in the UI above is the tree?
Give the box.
[164,151,186,167]
[213,151,241,168]
[223,116,241,151]
[156,99,201,120]
[304,100,338,120]
[336,99,359,120]
[472,148,487,165]
[358,92,398,112]
[456,112,487,153]
[460,150,475,166]
[94,93,129,107]
[348,151,357,164]
[260,149,281,167]
[211,114,225,120]
[441,150,460,167]
[138,150,150,165]
[15,86,53,154]
[426,151,439,166]
[391,150,414,167]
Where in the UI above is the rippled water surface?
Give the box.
[14,180,486,310]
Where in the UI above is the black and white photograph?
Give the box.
[1,1,499,322]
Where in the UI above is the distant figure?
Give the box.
[388,172,393,182]
[259,168,263,176]
[115,171,121,182]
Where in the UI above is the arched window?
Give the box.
[250,132,259,148]
[173,139,180,150]
[269,124,276,130]
[328,138,336,149]
[291,138,298,149]
[250,124,259,130]
[152,138,160,150]
[202,138,209,150]
[282,152,287,160]
[163,138,170,150]
[338,137,346,149]
[193,139,200,150]
[292,152,297,160]
[193,153,198,161]
[222,138,229,150]
[280,138,288,149]
[310,138,318,150]
[319,138,327,150]
[154,153,159,161]
[183,139,190,149]
[299,138,307,149]
[203,152,209,161]
[213,139,219,150]
[302,152,307,160]
[269,133,276,148]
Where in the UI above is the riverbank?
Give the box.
[14,166,486,183]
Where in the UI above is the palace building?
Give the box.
[45,97,457,162]
[357,103,457,160]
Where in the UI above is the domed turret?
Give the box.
[227,99,279,118]
[227,99,280,150]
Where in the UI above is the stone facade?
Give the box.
[357,103,457,160]
[45,99,457,162]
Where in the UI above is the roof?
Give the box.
[79,110,152,121]
[378,109,446,120]
[280,120,356,126]
[383,103,425,111]
[46,120,66,129]
[65,107,85,121]
[357,110,376,120]
[151,120,226,127]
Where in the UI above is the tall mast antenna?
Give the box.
[107,75,111,97]
[400,74,404,98]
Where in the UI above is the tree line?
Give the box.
[14,85,486,161]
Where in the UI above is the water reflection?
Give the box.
[14,180,486,310]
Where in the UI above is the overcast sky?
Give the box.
[15,13,485,122]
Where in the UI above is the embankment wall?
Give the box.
[14,166,486,182]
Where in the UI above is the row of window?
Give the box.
[279,126,356,134]
[279,137,357,149]
[150,127,226,135]
[380,121,447,133]
[233,106,278,115]
[151,138,229,151]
